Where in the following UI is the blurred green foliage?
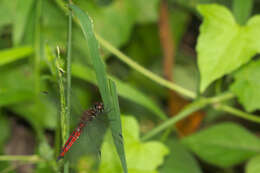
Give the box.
[1,0,260,172]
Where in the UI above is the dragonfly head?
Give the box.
[93,102,104,113]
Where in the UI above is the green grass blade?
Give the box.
[70,4,128,172]
[64,0,72,172]
[108,79,128,173]
[70,4,109,101]
[71,63,167,120]
[0,46,33,66]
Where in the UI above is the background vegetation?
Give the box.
[0,0,260,172]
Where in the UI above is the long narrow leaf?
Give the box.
[70,4,128,172]
[108,79,128,173]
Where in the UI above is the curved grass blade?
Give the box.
[108,79,127,173]
[70,4,128,172]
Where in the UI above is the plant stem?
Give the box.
[215,104,260,123]
[0,155,42,162]
[64,0,72,172]
[66,0,72,137]
[208,92,235,104]
[96,34,196,99]
[34,0,42,95]
[141,98,209,141]
[55,48,67,144]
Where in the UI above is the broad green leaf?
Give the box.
[230,59,260,112]
[99,116,169,173]
[246,155,260,173]
[182,122,260,168]
[0,63,34,112]
[13,0,34,45]
[196,4,260,92]
[75,0,136,48]
[0,0,16,28]
[0,89,34,106]
[159,139,202,173]
[75,0,159,48]
[0,64,34,103]
[71,63,167,120]
[10,95,58,130]
[0,46,33,66]
[0,64,57,129]
[70,4,128,172]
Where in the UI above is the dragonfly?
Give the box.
[57,102,105,161]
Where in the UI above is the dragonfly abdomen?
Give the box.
[57,102,105,161]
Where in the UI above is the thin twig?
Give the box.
[0,155,42,162]
[142,98,209,141]
[215,104,260,123]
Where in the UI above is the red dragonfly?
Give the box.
[57,102,105,161]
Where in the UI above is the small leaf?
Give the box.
[99,116,169,173]
[182,122,260,168]
[159,139,202,173]
[196,4,260,92]
[0,46,33,66]
[246,155,260,173]
[230,59,260,112]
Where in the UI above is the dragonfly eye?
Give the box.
[94,102,104,112]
